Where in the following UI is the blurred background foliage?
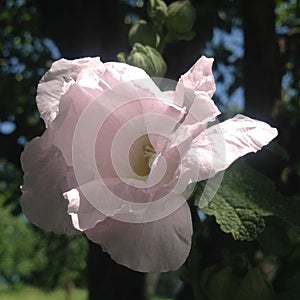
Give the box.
[0,0,300,299]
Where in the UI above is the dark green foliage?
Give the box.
[0,201,44,285]
[197,160,300,241]
[257,217,292,256]
[26,232,88,290]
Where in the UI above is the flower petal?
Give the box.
[37,57,103,126]
[175,56,216,106]
[20,135,78,234]
[142,98,185,154]
[182,114,278,182]
[84,202,193,272]
[48,83,98,166]
[102,62,154,89]
[65,178,188,231]
[183,91,221,125]
[64,188,107,231]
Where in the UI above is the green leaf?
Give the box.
[196,161,300,241]
[257,217,292,256]
[272,270,300,300]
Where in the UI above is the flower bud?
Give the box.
[201,261,273,300]
[128,20,158,48]
[117,52,126,63]
[166,0,196,34]
[147,0,168,22]
[127,43,167,77]
[234,267,273,300]
[201,265,239,300]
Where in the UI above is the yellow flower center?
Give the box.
[129,134,156,177]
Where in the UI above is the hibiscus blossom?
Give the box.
[21,56,277,272]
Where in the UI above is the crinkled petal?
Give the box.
[142,98,185,154]
[65,178,187,229]
[84,202,193,272]
[145,121,207,196]
[67,178,151,216]
[76,65,106,96]
[102,62,159,91]
[37,57,103,126]
[99,62,163,102]
[20,135,78,234]
[48,83,97,166]
[65,155,190,229]
[64,188,107,231]
[182,114,278,182]
[183,91,221,125]
[175,56,216,106]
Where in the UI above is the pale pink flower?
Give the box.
[21,56,277,272]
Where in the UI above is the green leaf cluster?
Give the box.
[196,160,300,241]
